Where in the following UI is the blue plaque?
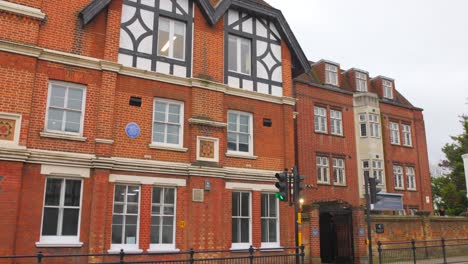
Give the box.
[125,122,140,139]
[359,228,365,236]
[312,228,319,237]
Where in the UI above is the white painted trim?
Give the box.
[0,112,22,147]
[148,144,188,152]
[196,136,219,162]
[152,98,184,148]
[35,242,83,248]
[95,138,114,144]
[0,40,296,106]
[0,0,45,20]
[109,174,187,187]
[38,178,84,248]
[188,118,227,127]
[45,81,87,137]
[40,132,87,142]
[41,164,90,178]
[225,152,258,160]
[226,182,276,191]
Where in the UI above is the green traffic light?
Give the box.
[276,192,285,201]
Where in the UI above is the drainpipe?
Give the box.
[463,154,468,199]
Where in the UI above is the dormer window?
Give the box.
[325,64,338,86]
[383,80,393,99]
[356,72,367,92]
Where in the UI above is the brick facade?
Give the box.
[0,0,435,263]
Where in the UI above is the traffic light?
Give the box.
[369,177,382,204]
[275,171,289,202]
[292,166,305,200]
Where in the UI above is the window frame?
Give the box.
[152,98,184,148]
[390,121,400,145]
[359,113,367,137]
[227,110,254,157]
[368,114,381,138]
[149,186,177,251]
[333,158,346,186]
[393,165,404,190]
[383,80,393,99]
[406,167,416,190]
[372,160,384,184]
[110,184,141,252]
[38,177,84,246]
[157,17,187,61]
[356,72,368,92]
[317,156,330,184]
[325,64,338,86]
[330,109,343,136]
[314,106,328,133]
[45,81,86,136]
[260,193,280,248]
[402,124,412,147]
[227,34,252,76]
[231,191,252,250]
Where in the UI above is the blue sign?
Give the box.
[373,193,404,211]
[359,228,365,237]
[312,228,319,237]
[125,122,140,139]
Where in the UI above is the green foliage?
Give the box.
[432,116,468,215]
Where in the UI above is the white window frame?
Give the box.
[228,35,252,75]
[314,106,328,133]
[37,177,83,247]
[356,72,368,92]
[330,110,343,136]
[325,64,338,86]
[369,114,381,138]
[261,193,280,248]
[359,113,367,137]
[383,80,393,99]
[45,81,86,136]
[227,110,254,156]
[317,156,330,184]
[390,122,400,145]
[149,186,178,252]
[372,160,384,184]
[110,184,142,253]
[157,17,186,61]
[231,191,252,250]
[152,98,184,148]
[333,158,346,185]
[394,165,404,190]
[406,167,416,190]
[402,124,412,147]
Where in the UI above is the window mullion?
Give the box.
[57,179,65,236]
[61,88,69,131]
[169,20,174,58]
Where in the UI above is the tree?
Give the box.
[432,116,468,216]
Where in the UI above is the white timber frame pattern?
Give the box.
[118,0,193,77]
[224,9,283,96]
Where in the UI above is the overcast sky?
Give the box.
[266,0,468,165]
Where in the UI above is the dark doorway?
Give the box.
[319,203,354,263]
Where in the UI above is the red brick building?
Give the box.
[0,0,312,259]
[0,0,433,263]
[295,60,432,262]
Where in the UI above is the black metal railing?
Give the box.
[377,238,468,264]
[0,245,305,264]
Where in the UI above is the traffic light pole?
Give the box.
[364,174,373,264]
